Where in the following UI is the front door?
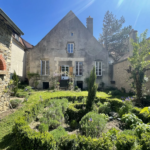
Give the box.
[61,65,69,80]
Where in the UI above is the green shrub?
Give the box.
[116,132,137,150]
[70,120,78,129]
[108,89,122,96]
[122,113,143,129]
[50,126,67,142]
[59,134,113,150]
[98,102,111,114]
[24,86,33,92]
[38,123,49,133]
[75,86,78,90]
[135,123,150,138]
[16,92,28,98]
[49,119,60,129]
[79,112,108,138]
[140,132,150,150]
[10,99,21,108]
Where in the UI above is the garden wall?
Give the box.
[0,20,12,112]
[113,58,150,93]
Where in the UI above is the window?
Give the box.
[71,33,73,36]
[76,62,83,76]
[95,61,102,76]
[41,60,49,75]
[67,43,74,53]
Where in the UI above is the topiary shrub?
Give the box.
[79,112,108,138]
[116,132,137,150]
[70,120,78,129]
[50,126,67,142]
[24,86,33,92]
[97,102,111,114]
[10,99,21,108]
[38,123,49,133]
[16,92,28,98]
[122,113,143,129]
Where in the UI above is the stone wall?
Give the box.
[113,59,150,93]
[0,20,12,112]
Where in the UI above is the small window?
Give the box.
[41,60,50,75]
[95,61,102,76]
[76,62,83,76]
[67,43,74,53]
[71,33,73,36]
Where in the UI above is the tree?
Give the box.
[12,71,19,96]
[86,67,98,110]
[99,11,132,61]
[127,29,150,104]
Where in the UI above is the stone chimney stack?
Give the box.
[129,29,137,56]
[86,16,93,35]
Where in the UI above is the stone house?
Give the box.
[26,11,112,89]
[113,29,150,92]
[0,8,24,112]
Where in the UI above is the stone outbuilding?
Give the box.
[0,8,24,112]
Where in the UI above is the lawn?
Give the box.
[0,91,110,149]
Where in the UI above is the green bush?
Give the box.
[98,102,111,114]
[70,120,78,129]
[108,89,122,96]
[116,132,137,150]
[12,117,56,149]
[140,132,150,150]
[59,134,113,150]
[24,86,33,92]
[16,92,28,98]
[79,112,108,138]
[50,126,67,142]
[135,123,150,138]
[10,99,21,108]
[122,113,143,129]
[38,123,49,133]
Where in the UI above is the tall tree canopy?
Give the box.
[99,11,132,61]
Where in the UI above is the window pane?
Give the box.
[42,61,45,75]
[46,61,49,75]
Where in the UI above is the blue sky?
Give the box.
[1,0,150,46]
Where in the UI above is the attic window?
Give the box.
[71,33,73,36]
[67,43,74,53]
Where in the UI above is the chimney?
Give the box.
[129,29,137,56]
[86,16,93,35]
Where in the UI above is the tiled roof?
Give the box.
[21,38,33,49]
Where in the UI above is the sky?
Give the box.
[1,0,150,46]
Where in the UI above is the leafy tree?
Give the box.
[99,11,132,61]
[86,67,98,110]
[12,71,19,96]
[128,29,150,104]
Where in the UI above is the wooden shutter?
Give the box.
[69,67,73,75]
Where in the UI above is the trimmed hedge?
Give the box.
[12,117,56,149]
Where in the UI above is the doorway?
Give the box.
[43,82,49,89]
[77,81,83,90]
[61,65,69,80]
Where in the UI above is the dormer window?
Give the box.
[67,43,74,53]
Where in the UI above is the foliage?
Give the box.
[140,132,150,150]
[140,106,150,117]
[70,120,78,129]
[116,132,137,150]
[97,102,111,114]
[38,123,49,133]
[50,126,67,142]
[135,123,150,138]
[75,86,78,90]
[59,134,113,150]
[79,112,108,138]
[24,86,33,92]
[10,99,21,108]
[122,113,143,129]
[86,67,98,110]
[128,30,150,104]
[16,92,28,98]
[99,10,132,61]
[118,98,133,117]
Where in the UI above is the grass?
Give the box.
[0,91,110,149]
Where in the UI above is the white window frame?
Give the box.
[95,61,102,76]
[76,62,83,76]
[67,43,74,53]
[41,60,49,76]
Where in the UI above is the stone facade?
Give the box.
[0,20,12,112]
[26,11,111,89]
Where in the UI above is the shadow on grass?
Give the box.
[0,133,15,150]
